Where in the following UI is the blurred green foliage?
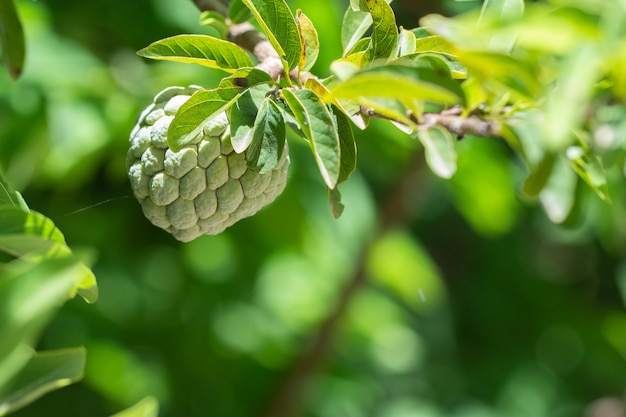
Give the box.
[1,0,626,416]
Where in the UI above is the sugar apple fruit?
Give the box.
[127,86,289,242]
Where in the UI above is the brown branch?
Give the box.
[259,153,427,417]
[420,112,502,137]
[361,105,503,138]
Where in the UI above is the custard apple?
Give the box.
[127,86,289,241]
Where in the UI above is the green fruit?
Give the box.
[127,86,289,241]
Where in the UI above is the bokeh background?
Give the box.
[2,0,626,416]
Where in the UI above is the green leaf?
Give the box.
[168,87,242,151]
[137,35,253,72]
[0,172,28,211]
[199,11,229,38]
[0,0,25,80]
[305,77,367,130]
[365,0,398,60]
[0,348,85,416]
[230,85,272,153]
[0,257,88,390]
[397,28,416,56]
[328,187,345,219]
[110,397,159,417]
[247,98,286,173]
[241,0,302,71]
[331,66,462,106]
[330,105,357,184]
[281,88,341,188]
[228,0,252,24]
[0,207,98,303]
[341,7,372,56]
[350,0,368,11]
[296,10,319,73]
[412,35,457,58]
[416,126,457,179]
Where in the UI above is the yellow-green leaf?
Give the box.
[137,35,253,72]
[296,10,319,73]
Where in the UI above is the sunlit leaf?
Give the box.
[331,67,462,106]
[417,126,457,179]
[168,87,242,151]
[341,7,372,56]
[296,10,319,72]
[397,28,416,56]
[110,397,159,417]
[281,88,341,188]
[0,348,85,416]
[365,0,398,60]
[247,98,286,173]
[412,35,457,58]
[241,0,302,71]
[0,0,25,79]
[305,77,367,130]
[137,35,253,72]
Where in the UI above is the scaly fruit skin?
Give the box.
[127,86,289,242]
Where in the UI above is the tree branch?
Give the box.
[361,105,503,138]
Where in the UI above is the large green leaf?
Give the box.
[110,397,159,417]
[0,348,85,416]
[416,126,457,179]
[0,257,88,390]
[296,10,319,73]
[0,207,98,303]
[137,35,254,72]
[168,87,242,151]
[0,0,25,80]
[365,0,398,60]
[0,173,27,211]
[281,88,341,188]
[331,66,462,106]
[247,98,286,173]
[241,0,302,71]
